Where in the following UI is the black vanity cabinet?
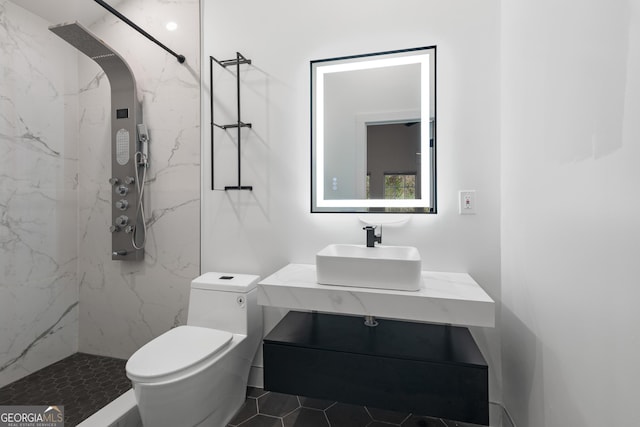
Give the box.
[263,311,489,426]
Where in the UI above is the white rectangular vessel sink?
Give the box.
[316,244,422,291]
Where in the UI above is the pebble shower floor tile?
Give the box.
[0,353,131,426]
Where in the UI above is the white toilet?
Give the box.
[125,272,262,427]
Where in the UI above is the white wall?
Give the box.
[202,0,503,400]
[0,0,79,387]
[501,0,640,425]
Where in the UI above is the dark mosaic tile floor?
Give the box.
[0,352,131,427]
[0,358,490,427]
[227,388,486,427]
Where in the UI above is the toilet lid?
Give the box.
[126,325,232,381]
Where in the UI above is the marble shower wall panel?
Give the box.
[76,0,200,359]
[0,0,79,387]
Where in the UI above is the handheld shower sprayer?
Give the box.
[137,124,150,168]
[131,125,150,251]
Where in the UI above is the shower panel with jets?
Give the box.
[50,22,147,261]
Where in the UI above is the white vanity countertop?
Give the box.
[258,263,495,328]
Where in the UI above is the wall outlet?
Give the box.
[459,190,476,215]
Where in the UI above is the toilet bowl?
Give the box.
[126,273,262,427]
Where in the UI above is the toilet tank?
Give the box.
[187,273,261,336]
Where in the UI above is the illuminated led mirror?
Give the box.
[311,46,436,213]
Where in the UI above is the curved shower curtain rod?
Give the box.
[93,0,186,64]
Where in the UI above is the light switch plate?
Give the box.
[459,190,476,215]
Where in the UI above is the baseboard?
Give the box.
[490,401,516,427]
[248,365,263,388]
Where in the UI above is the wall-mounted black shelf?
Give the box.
[210,52,253,191]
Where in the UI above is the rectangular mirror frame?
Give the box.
[311,46,437,213]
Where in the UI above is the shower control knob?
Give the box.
[124,176,135,185]
[115,215,129,227]
[116,185,129,196]
[124,225,134,234]
[109,225,121,233]
[108,177,119,185]
[115,199,129,210]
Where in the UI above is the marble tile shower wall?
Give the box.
[0,0,200,387]
[0,0,80,388]
[75,0,200,359]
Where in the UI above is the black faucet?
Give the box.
[363,226,382,247]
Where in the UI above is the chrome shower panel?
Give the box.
[50,22,144,261]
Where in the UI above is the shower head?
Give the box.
[49,22,136,93]
[49,21,115,60]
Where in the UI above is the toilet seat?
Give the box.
[126,325,233,383]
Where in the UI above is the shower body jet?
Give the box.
[50,22,146,261]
